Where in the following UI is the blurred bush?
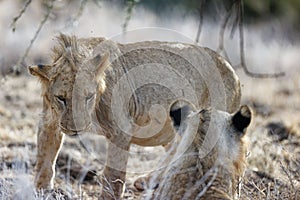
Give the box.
[117,0,300,30]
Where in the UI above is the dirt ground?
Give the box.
[0,0,299,199]
[0,63,299,199]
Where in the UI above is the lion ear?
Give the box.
[91,53,110,81]
[169,100,196,130]
[28,64,52,81]
[232,105,252,134]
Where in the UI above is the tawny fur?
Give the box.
[29,34,241,199]
[149,102,252,200]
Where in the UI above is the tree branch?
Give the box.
[195,0,206,44]
[75,0,88,20]
[236,0,285,78]
[216,0,285,78]
[10,0,32,32]
[216,1,235,61]
[122,0,139,34]
[12,0,55,75]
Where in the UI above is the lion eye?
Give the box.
[55,95,66,106]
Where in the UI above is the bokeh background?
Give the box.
[0,0,299,199]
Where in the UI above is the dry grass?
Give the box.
[0,67,299,199]
[0,0,299,199]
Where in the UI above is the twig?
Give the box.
[217,0,285,78]
[10,0,32,32]
[62,0,89,30]
[98,175,117,200]
[195,0,206,44]
[12,0,55,75]
[237,169,246,199]
[279,161,295,190]
[75,0,88,20]
[216,1,235,61]
[236,0,285,78]
[229,1,240,39]
[250,180,266,197]
[266,182,271,200]
[122,0,139,34]
[195,167,218,200]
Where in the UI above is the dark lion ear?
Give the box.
[91,53,110,82]
[232,105,252,133]
[169,100,196,130]
[28,65,51,81]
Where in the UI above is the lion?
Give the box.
[28,34,241,199]
[145,100,252,200]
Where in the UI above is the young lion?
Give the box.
[29,34,241,199]
[147,100,252,200]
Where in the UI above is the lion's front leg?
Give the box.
[35,118,64,190]
[101,132,131,199]
[134,141,178,191]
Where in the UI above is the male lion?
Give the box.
[29,34,241,199]
[147,100,252,200]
